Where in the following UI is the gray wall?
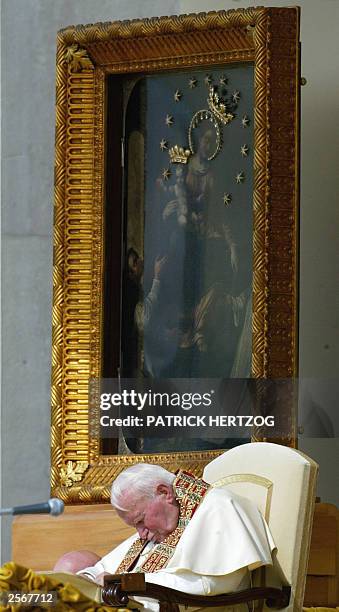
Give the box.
[1,0,338,563]
[1,0,180,564]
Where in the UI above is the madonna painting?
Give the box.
[116,65,255,453]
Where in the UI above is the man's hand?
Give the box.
[154,255,167,280]
[163,200,177,220]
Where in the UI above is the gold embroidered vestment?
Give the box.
[116,470,209,574]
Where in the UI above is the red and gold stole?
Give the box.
[115,470,209,574]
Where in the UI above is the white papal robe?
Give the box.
[79,486,276,612]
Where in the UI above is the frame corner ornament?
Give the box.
[65,44,94,72]
[60,461,89,487]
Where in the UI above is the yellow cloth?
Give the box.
[1,563,335,612]
[0,562,123,612]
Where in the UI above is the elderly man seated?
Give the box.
[55,463,275,608]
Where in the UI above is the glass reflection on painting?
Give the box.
[121,65,254,452]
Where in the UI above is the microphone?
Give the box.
[0,498,64,517]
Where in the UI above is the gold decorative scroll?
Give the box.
[65,44,94,71]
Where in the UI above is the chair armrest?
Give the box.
[102,573,291,610]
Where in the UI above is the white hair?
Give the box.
[111,463,175,512]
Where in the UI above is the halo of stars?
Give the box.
[157,71,253,202]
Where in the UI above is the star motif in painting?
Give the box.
[174,90,182,102]
[241,114,250,128]
[236,172,245,184]
[162,168,172,181]
[165,114,174,127]
[223,193,232,206]
[219,75,228,86]
[188,77,197,89]
[232,90,240,103]
[240,144,249,157]
[160,139,168,151]
[204,74,213,86]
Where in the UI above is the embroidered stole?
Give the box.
[115,470,209,573]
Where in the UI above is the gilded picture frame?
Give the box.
[51,7,300,502]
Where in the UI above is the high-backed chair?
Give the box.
[203,442,318,611]
[102,442,318,612]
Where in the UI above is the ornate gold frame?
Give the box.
[51,7,300,502]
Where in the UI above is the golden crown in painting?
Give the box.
[169,145,191,164]
[207,86,234,125]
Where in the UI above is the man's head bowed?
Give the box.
[111,464,179,543]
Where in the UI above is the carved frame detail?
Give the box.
[51,7,300,502]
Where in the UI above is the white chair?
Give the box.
[203,442,318,611]
[102,442,318,612]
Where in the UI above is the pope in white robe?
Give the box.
[78,466,276,612]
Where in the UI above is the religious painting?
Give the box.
[113,66,255,455]
[122,66,254,382]
[51,7,300,502]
